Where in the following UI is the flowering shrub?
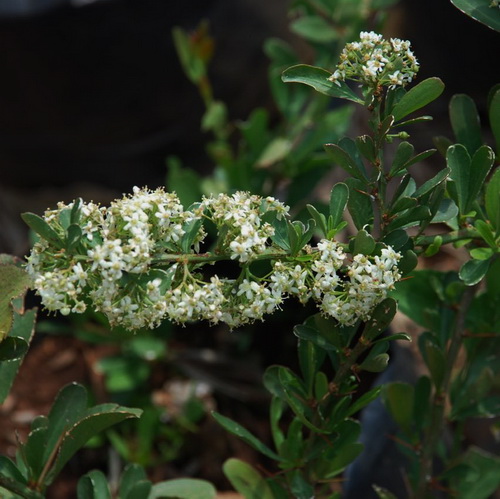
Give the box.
[1,1,500,498]
[25,188,402,330]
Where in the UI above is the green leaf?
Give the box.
[0,337,28,361]
[324,143,365,180]
[363,298,398,341]
[172,27,206,83]
[281,65,364,104]
[459,258,491,286]
[489,87,500,156]
[77,470,111,499]
[373,485,398,499]
[346,386,382,417]
[0,264,31,340]
[449,447,500,499]
[450,0,500,31]
[150,479,216,499]
[389,141,414,177]
[382,229,409,251]
[329,183,349,229]
[298,339,325,396]
[211,412,282,461]
[293,324,338,351]
[419,335,446,389]
[119,464,149,499]
[42,383,88,465]
[467,146,495,212]
[391,78,445,122]
[21,212,63,248]
[0,308,36,404]
[475,219,497,249]
[387,206,431,231]
[413,376,431,431]
[383,382,414,435]
[352,229,376,255]
[447,144,471,214]
[289,470,314,499]
[0,476,43,499]
[269,397,285,451]
[66,224,82,252]
[167,157,202,209]
[0,457,27,485]
[431,198,459,223]
[256,137,292,168]
[359,353,390,372]
[47,400,142,482]
[70,198,83,225]
[485,168,500,232]
[356,135,377,162]
[289,15,338,43]
[398,249,418,276]
[180,215,204,253]
[345,178,374,231]
[306,204,328,238]
[450,94,483,155]
[413,167,450,199]
[222,459,274,499]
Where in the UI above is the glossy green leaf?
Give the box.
[150,479,216,499]
[363,298,397,341]
[389,141,414,177]
[345,178,374,231]
[48,401,142,482]
[21,212,63,248]
[450,94,483,155]
[306,204,328,238]
[66,224,82,251]
[450,0,500,31]
[376,114,395,147]
[475,220,497,249]
[352,229,376,255]
[0,476,43,499]
[396,250,417,276]
[0,337,28,361]
[77,470,111,499]
[324,143,364,180]
[314,371,329,401]
[485,168,500,232]
[43,383,88,464]
[389,196,417,215]
[329,183,349,229]
[459,258,491,286]
[359,353,390,372]
[387,206,431,231]
[356,135,377,162]
[431,198,459,223]
[281,65,364,104]
[298,339,325,396]
[467,146,495,212]
[222,458,274,499]
[211,412,282,461]
[269,397,285,450]
[119,464,149,499]
[293,324,338,351]
[447,144,471,213]
[413,167,450,199]
[391,78,445,122]
[382,229,409,251]
[70,198,82,225]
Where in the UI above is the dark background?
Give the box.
[0,0,498,252]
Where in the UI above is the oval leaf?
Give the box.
[282,65,364,104]
[391,77,445,122]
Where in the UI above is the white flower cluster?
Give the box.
[203,192,289,262]
[328,31,419,88]
[25,187,402,331]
